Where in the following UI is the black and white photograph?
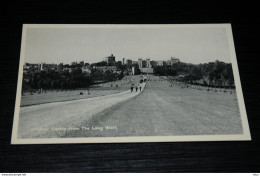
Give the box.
[11,24,251,144]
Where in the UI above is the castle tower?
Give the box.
[138,58,143,68]
[146,58,151,68]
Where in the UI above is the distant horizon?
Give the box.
[24,58,231,66]
[24,25,232,65]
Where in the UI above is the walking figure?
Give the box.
[139,85,142,91]
[130,85,134,92]
[135,86,138,92]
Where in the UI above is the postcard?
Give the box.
[11,24,251,144]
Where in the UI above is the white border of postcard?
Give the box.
[11,24,251,144]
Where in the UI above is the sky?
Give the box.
[24,25,231,65]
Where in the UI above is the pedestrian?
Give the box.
[130,85,134,92]
[135,86,138,92]
[139,85,142,91]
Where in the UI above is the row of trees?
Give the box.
[22,67,124,92]
[154,60,234,87]
[23,68,93,91]
[91,69,124,82]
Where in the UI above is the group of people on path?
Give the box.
[130,84,142,92]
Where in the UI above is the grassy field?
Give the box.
[20,75,143,106]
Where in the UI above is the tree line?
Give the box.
[154,60,235,87]
[22,67,124,93]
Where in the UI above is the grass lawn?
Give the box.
[20,75,143,106]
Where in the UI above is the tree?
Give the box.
[224,63,234,87]
[133,64,141,75]
[71,68,82,77]
[104,70,115,81]
[190,66,203,81]
[211,60,226,86]
[91,69,104,81]
[32,73,41,89]
[116,61,126,70]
